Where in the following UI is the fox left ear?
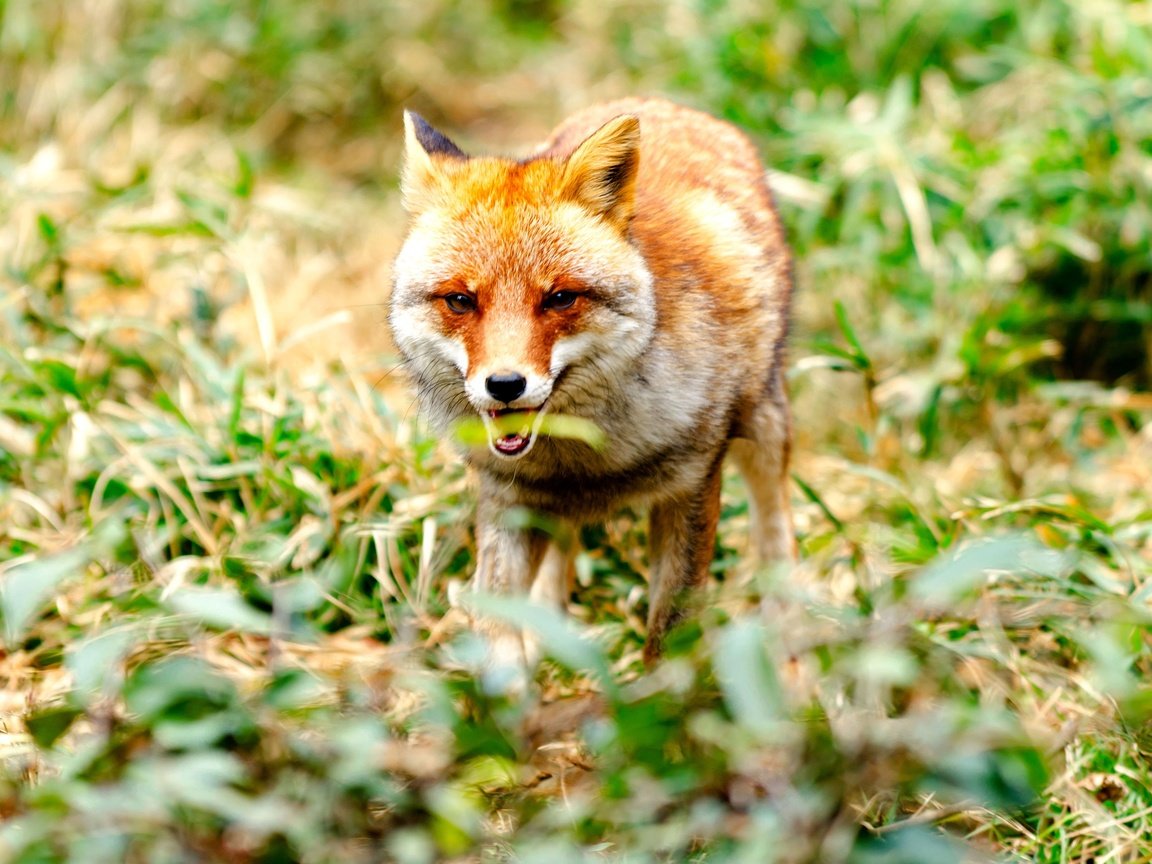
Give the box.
[401,111,467,213]
[561,115,640,226]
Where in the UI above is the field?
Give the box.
[2,1,1152,861]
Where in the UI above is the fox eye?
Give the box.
[443,293,476,314]
[542,290,579,311]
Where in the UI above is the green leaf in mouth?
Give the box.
[452,413,607,450]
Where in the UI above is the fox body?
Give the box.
[389,98,794,665]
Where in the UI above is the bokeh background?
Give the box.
[2,2,1152,862]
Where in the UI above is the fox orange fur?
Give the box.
[389,98,794,670]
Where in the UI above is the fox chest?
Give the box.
[474,438,718,521]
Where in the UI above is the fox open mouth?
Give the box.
[482,406,547,458]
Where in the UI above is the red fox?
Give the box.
[389,98,794,669]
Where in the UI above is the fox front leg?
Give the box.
[643,456,725,665]
[471,497,536,672]
[528,530,575,612]
[472,497,576,673]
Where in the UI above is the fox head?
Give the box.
[389,111,655,460]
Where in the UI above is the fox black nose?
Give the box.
[486,371,527,404]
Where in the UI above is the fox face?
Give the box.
[390,112,655,459]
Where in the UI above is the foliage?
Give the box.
[1,0,1151,862]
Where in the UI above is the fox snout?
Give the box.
[468,366,553,459]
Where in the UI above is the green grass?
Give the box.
[2,1,1151,861]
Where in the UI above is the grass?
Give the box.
[1,0,1151,861]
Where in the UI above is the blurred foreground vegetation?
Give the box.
[2,1,1152,861]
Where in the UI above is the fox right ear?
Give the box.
[561,114,641,226]
[401,111,467,213]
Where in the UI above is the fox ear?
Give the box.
[401,111,467,213]
[561,115,640,225]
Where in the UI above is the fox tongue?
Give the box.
[494,432,529,455]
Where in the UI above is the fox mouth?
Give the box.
[482,406,547,458]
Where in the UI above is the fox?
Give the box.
[388,97,795,671]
